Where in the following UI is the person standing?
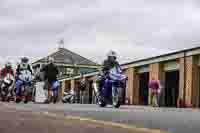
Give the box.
[40,57,59,104]
[148,78,159,107]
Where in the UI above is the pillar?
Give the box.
[71,79,75,90]
[192,57,200,107]
[179,56,200,107]
[61,80,66,97]
[179,58,185,101]
[124,67,139,105]
[149,63,164,80]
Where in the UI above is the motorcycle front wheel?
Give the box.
[15,97,22,103]
[62,99,67,103]
[112,87,122,108]
[98,97,107,107]
[23,86,29,104]
[24,96,29,104]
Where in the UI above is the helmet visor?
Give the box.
[22,58,28,63]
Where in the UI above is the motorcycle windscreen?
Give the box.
[109,67,127,81]
[19,70,32,82]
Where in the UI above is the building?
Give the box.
[59,46,200,108]
[32,48,100,77]
[32,47,101,100]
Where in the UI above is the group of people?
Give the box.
[0,50,126,105]
[0,56,60,103]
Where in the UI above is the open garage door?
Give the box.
[164,71,179,107]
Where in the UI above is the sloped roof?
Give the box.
[33,48,98,66]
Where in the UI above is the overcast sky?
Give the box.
[1,0,200,66]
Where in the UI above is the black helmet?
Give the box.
[21,57,29,63]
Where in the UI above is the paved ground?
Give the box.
[1,103,200,133]
[0,104,149,133]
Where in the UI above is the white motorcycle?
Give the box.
[16,70,33,103]
[0,73,15,102]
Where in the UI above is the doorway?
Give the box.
[165,71,179,107]
[139,72,149,105]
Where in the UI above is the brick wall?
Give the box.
[179,58,185,100]
[179,56,200,107]
[61,81,65,97]
[124,68,139,105]
[185,56,193,106]
[149,63,165,81]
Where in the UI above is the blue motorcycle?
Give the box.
[94,66,127,108]
[15,70,33,103]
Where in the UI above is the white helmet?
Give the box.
[107,50,117,58]
[48,57,55,63]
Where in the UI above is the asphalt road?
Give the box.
[1,103,200,133]
[0,104,146,133]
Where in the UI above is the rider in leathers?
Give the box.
[15,57,33,99]
[0,61,15,100]
[95,50,121,95]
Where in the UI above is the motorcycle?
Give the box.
[15,70,33,103]
[93,66,127,108]
[0,73,15,102]
[61,90,75,104]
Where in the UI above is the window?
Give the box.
[66,68,74,76]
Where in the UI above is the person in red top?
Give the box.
[1,62,14,77]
